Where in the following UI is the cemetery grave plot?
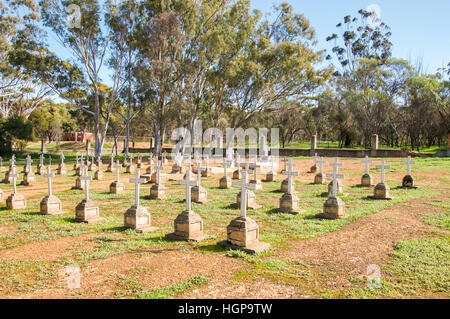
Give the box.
[0,155,448,299]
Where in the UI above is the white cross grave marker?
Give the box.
[179,157,197,211]
[195,160,206,187]
[361,156,373,174]
[11,165,18,194]
[282,159,298,194]
[155,160,163,185]
[326,157,344,197]
[232,163,256,218]
[403,156,416,176]
[44,166,55,196]
[113,160,121,182]
[79,167,92,201]
[318,157,326,175]
[130,169,146,206]
[376,160,390,184]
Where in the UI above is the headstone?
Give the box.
[3,155,16,183]
[106,154,114,172]
[259,136,270,162]
[201,155,211,177]
[23,155,31,173]
[74,159,85,190]
[166,157,205,242]
[249,157,262,190]
[279,159,302,214]
[37,153,45,175]
[40,166,63,215]
[22,156,35,185]
[171,152,183,173]
[236,163,261,209]
[232,154,242,180]
[309,153,318,173]
[327,157,344,195]
[191,160,207,203]
[6,166,27,209]
[88,155,97,171]
[219,157,232,189]
[94,157,104,180]
[57,153,67,175]
[401,156,416,188]
[76,155,84,176]
[110,160,125,194]
[265,155,277,182]
[126,154,135,174]
[124,169,156,232]
[75,167,104,223]
[219,162,270,253]
[149,160,166,199]
[136,153,143,168]
[146,155,153,175]
[371,160,392,199]
[314,157,327,184]
[123,154,129,167]
[360,156,374,186]
[316,158,346,219]
[73,155,80,170]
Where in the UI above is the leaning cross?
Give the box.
[44,166,55,196]
[130,169,146,207]
[318,157,326,175]
[403,156,416,176]
[376,160,390,184]
[232,163,256,218]
[179,157,197,211]
[113,160,121,182]
[282,159,298,194]
[326,157,344,197]
[79,167,92,201]
[361,156,373,174]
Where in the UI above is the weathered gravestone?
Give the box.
[309,153,319,173]
[110,160,125,194]
[315,159,346,219]
[279,159,303,214]
[3,154,16,183]
[401,156,417,188]
[249,157,262,190]
[232,154,242,180]
[57,153,67,175]
[21,156,35,185]
[219,157,233,189]
[149,160,166,199]
[370,160,393,200]
[236,163,261,209]
[166,157,206,242]
[94,158,104,180]
[359,156,374,186]
[6,166,27,209]
[327,158,344,195]
[265,155,277,182]
[106,154,114,172]
[314,157,327,185]
[126,154,136,174]
[191,160,208,203]
[40,166,63,215]
[124,169,157,233]
[218,164,270,253]
[75,167,104,223]
[37,153,45,175]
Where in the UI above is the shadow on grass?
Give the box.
[270,189,284,193]
[194,243,227,253]
[21,211,42,216]
[102,225,129,232]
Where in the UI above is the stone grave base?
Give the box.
[37,164,45,175]
[171,164,184,174]
[3,171,12,183]
[110,181,125,194]
[232,170,241,180]
[137,162,142,169]
[6,193,27,209]
[106,164,112,172]
[75,200,104,223]
[40,195,63,215]
[88,164,97,172]
[314,173,326,185]
[279,192,304,215]
[94,170,104,180]
[401,175,416,188]
[358,173,373,187]
[201,168,212,177]
[73,163,79,170]
[218,216,270,254]
[150,184,167,199]
[126,165,136,174]
[315,196,346,219]
[249,179,263,190]
[166,210,206,242]
[328,179,344,195]
[151,172,169,183]
[236,190,261,209]
[368,183,393,200]
[124,205,157,233]
[191,186,208,204]
[219,176,232,189]
[308,165,318,173]
[168,173,184,181]
[76,167,83,176]
[146,166,152,175]
[264,172,277,182]
[280,179,295,193]
[74,177,84,190]
[21,172,36,185]
[57,165,67,175]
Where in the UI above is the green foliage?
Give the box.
[0,116,33,155]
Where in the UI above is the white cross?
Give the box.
[79,167,92,201]
[44,166,55,196]
[223,157,232,177]
[11,154,16,166]
[226,148,233,161]
[282,159,298,194]
[195,160,206,187]
[313,153,319,165]
[326,157,344,197]
[155,160,164,185]
[26,155,32,168]
[318,157,326,175]
[251,158,260,182]
[174,152,182,166]
[232,163,256,218]
[113,160,122,182]
[361,156,373,174]
[179,157,197,211]
[11,165,18,194]
[48,156,52,166]
[130,169,146,206]
[376,160,390,184]
[60,153,65,164]
[403,156,416,175]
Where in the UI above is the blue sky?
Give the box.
[250,0,450,74]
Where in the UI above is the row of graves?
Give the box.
[0,151,418,253]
